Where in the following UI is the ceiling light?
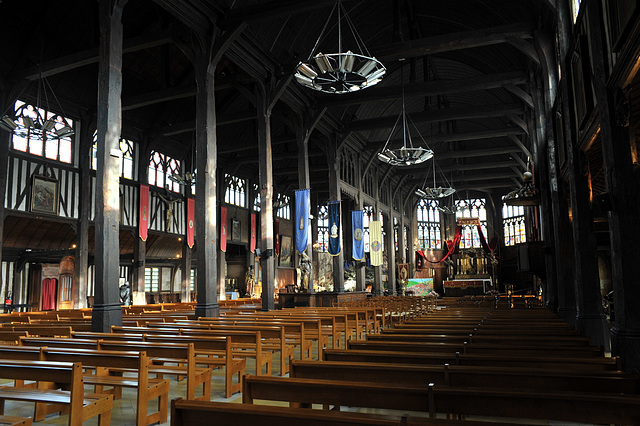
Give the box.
[294,1,386,94]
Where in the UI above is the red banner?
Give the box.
[139,184,149,241]
[220,206,227,252]
[274,219,280,257]
[187,198,195,249]
[250,213,256,253]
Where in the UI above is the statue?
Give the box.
[245,266,255,298]
[299,251,312,291]
[157,192,180,233]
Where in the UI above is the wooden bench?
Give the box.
[0,416,31,425]
[0,344,168,426]
[170,398,486,426]
[19,337,213,401]
[0,359,112,426]
[290,360,640,393]
[323,349,621,371]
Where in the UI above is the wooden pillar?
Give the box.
[74,119,92,309]
[256,82,276,311]
[192,34,220,319]
[588,1,640,368]
[294,113,313,292]
[385,210,396,295]
[0,88,9,289]
[92,0,127,332]
[327,136,344,293]
[354,170,365,292]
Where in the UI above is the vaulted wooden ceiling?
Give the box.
[0,0,557,256]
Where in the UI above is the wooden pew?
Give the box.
[323,349,621,371]
[0,344,169,426]
[346,339,604,357]
[20,337,213,401]
[242,374,640,424]
[290,360,639,394]
[0,416,31,425]
[170,399,488,426]
[0,359,113,426]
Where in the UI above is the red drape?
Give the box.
[250,213,256,253]
[220,206,227,252]
[417,226,462,264]
[274,219,280,257]
[187,198,195,249]
[139,184,149,241]
[42,278,57,310]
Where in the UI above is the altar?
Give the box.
[443,278,492,296]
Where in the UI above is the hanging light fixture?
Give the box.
[0,74,74,141]
[503,171,541,206]
[416,158,456,199]
[378,66,434,166]
[294,0,386,94]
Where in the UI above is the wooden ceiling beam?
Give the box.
[317,71,528,108]
[364,127,525,149]
[375,22,535,62]
[346,103,524,132]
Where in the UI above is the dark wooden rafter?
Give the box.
[317,71,528,108]
[364,127,526,150]
[346,103,525,132]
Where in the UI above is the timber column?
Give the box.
[193,34,220,319]
[93,0,127,332]
[588,1,640,370]
[256,81,276,311]
[326,135,345,293]
[294,111,313,292]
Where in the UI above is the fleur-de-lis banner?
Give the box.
[187,197,195,248]
[139,184,149,241]
[295,189,310,254]
[328,201,341,256]
[220,206,227,252]
[369,220,383,266]
[352,210,365,261]
[250,213,256,253]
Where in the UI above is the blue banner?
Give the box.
[352,210,365,261]
[328,201,341,256]
[295,189,310,254]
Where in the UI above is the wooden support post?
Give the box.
[326,136,344,293]
[256,81,276,311]
[193,34,220,319]
[295,113,313,292]
[92,0,127,332]
[0,88,8,291]
[385,211,396,295]
[74,119,92,309]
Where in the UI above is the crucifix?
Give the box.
[157,192,181,233]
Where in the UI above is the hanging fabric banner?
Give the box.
[328,201,341,256]
[295,189,310,254]
[352,210,365,261]
[139,184,149,241]
[274,219,280,257]
[417,226,462,264]
[250,213,256,253]
[369,220,383,266]
[220,206,227,252]
[186,198,195,248]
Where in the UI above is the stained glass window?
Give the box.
[253,184,261,212]
[10,100,74,164]
[317,205,329,252]
[455,199,487,249]
[417,199,441,249]
[503,204,526,246]
[91,135,135,179]
[275,194,290,219]
[148,150,181,192]
[224,174,246,207]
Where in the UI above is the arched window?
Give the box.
[455,198,487,248]
[10,100,74,164]
[224,174,246,207]
[417,199,441,249]
[275,194,290,220]
[317,205,329,252]
[252,183,261,212]
[148,150,181,192]
[503,204,526,246]
[91,135,135,179]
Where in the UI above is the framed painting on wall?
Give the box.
[279,235,292,268]
[31,175,59,215]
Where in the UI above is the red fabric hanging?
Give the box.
[42,278,57,310]
[418,226,463,264]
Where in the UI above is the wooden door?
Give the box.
[57,274,74,310]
